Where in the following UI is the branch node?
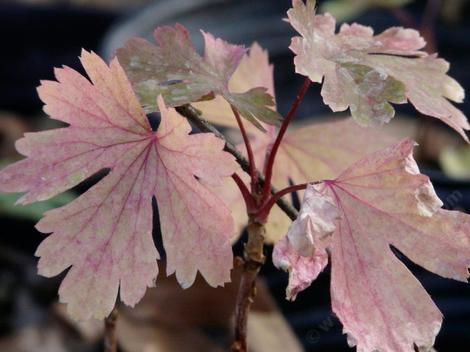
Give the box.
[176,104,299,221]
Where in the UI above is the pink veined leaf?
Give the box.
[196,43,399,242]
[0,50,239,320]
[288,0,469,141]
[116,24,282,130]
[274,139,470,351]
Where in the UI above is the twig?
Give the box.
[104,307,118,352]
[231,221,266,352]
[176,105,298,221]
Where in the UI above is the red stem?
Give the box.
[232,173,255,212]
[231,105,257,192]
[256,183,310,221]
[261,78,311,200]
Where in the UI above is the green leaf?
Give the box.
[321,0,412,21]
[440,145,470,180]
[0,192,76,221]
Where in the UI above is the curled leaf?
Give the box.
[273,233,328,300]
[273,184,338,299]
[284,184,338,257]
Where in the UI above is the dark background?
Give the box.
[0,0,469,351]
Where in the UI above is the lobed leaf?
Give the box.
[288,0,469,141]
[0,51,239,320]
[116,25,282,129]
[274,139,470,351]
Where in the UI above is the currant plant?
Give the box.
[0,1,468,351]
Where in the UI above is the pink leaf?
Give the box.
[274,139,470,351]
[288,0,469,141]
[0,50,238,320]
[273,184,338,299]
[284,184,339,256]
[116,25,281,129]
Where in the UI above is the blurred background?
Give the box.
[0,0,469,351]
